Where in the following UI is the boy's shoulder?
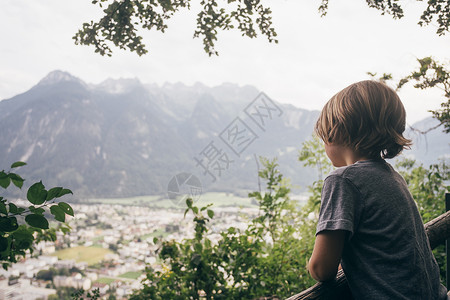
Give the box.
[326,159,393,182]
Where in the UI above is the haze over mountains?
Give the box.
[0,71,447,199]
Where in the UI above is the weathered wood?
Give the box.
[286,210,450,300]
[286,269,352,300]
[425,210,450,249]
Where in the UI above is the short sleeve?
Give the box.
[316,174,361,239]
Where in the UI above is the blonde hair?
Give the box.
[315,80,412,159]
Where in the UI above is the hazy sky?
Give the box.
[1,0,449,124]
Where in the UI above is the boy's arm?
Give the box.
[308,230,347,282]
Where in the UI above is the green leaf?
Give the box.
[186,198,193,208]
[57,188,73,198]
[29,206,45,215]
[190,253,201,266]
[33,208,45,215]
[0,237,9,252]
[8,203,17,214]
[192,206,198,214]
[153,237,159,244]
[46,187,62,201]
[0,217,18,232]
[25,214,49,229]
[207,209,214,219]
[60,227,70,234]
[50,205,65,222]
[58,202,74,216]
[0,172,10,189]
[8,173,24,189]
[12,226,34,250]
[10,162,26,169]
[0,203,7,215]
[27,182,47,205]
[194,243,203,252]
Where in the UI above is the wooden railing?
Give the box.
[286,209,450,300]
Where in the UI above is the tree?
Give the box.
[36,268,56,281]
[74,0,278,56]
[130,157,319,299]
[397,57,450,133]
[71,288,100,300]
[319,0,450,36]
[75,1,449,57]
[368,57,450,133]
[0,162,73,269]
[298,135,333,182]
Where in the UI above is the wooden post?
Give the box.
[446,193,450,289]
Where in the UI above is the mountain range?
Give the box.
[0,71,447,199]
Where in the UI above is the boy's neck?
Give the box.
[325,143,370,167]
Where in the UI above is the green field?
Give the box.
[140,229,169,241]
[119,271,142,279]
[92,235,104,242]
[52,246,113,265]
[85,192,257,209]
[96,277,116,285]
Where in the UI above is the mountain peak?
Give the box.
[95,77,142,94]
[38,70,84,86]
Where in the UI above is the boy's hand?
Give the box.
[308,230,347,282]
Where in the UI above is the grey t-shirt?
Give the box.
[317,159,447,299]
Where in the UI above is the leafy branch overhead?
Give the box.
[75,0,449,56]
[320,0,450,36]
[398,57,450,133]
[368,57,450,133]
[0,162,73,269]
[73,0,278,56]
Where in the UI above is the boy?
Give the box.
[308,80,448,299]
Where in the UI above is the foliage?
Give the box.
[295,135,334,286]
[36,267,81,281]
[366,71,393,84]
[0,162,73,269]
[74,0,277,56]
[71,288,100,300]
[130,157,317,299]
[298,134,333,182]
[128,134,448,298]
[397,57,450,133]
[319,0,449,36]
[36,268,56,281]
[76,1,449,56]
[298,134,334,214]
[246,157,316,296]
[396,158,449,223]
[368,57,450,133]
